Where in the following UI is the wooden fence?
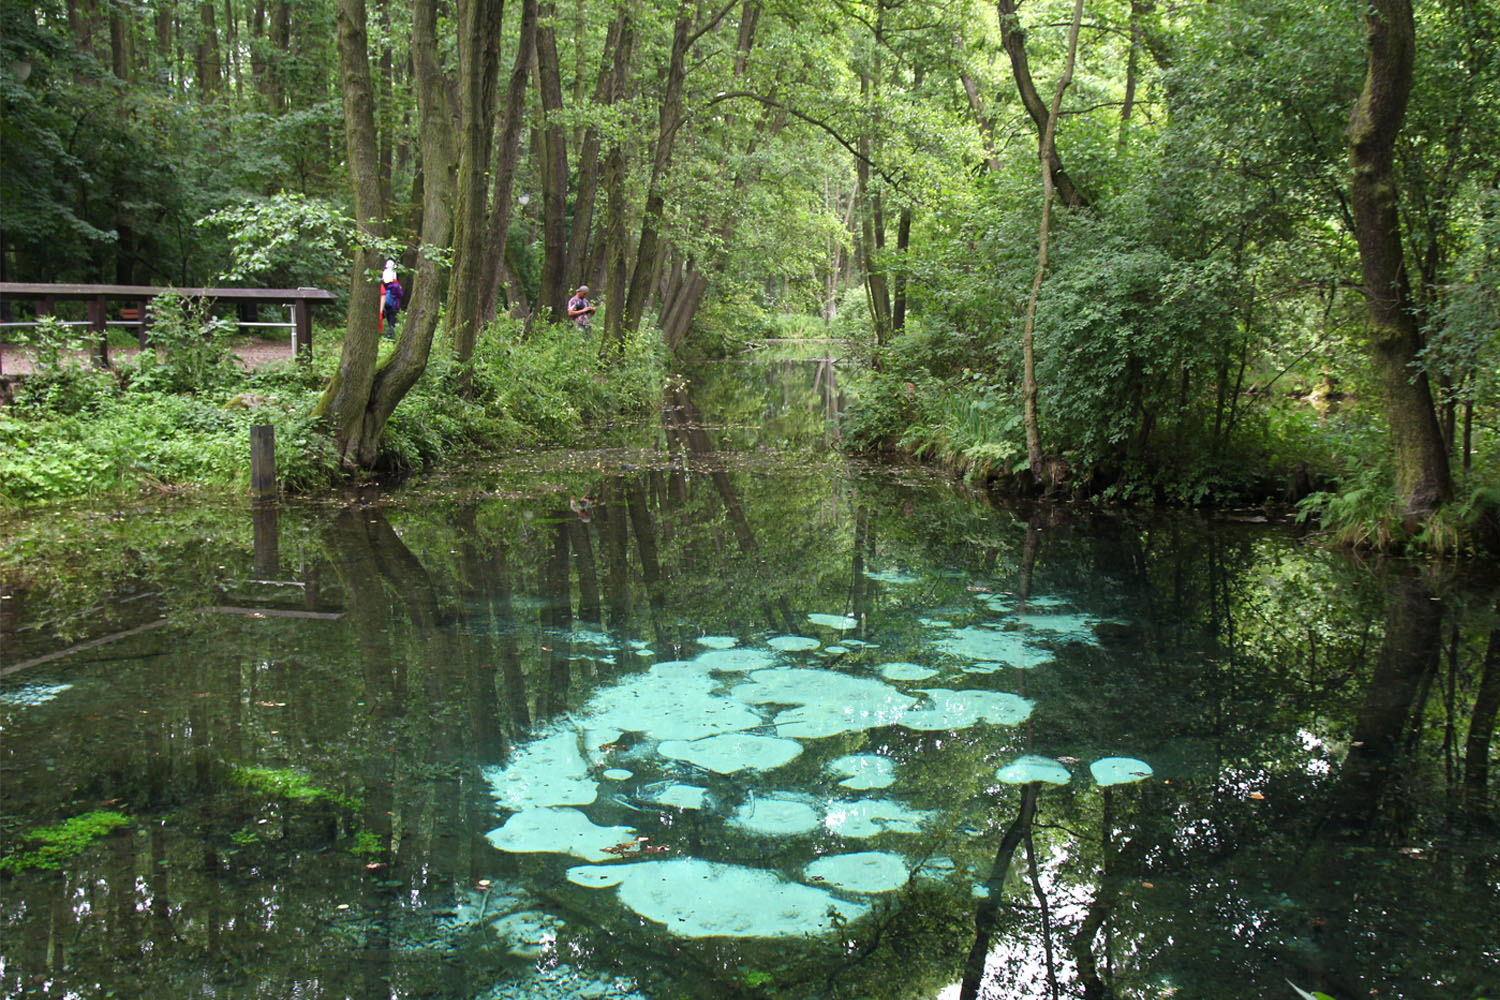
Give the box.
[0,282,336,375]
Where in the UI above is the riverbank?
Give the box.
[0,319,667,509]
[838,363,1500,557]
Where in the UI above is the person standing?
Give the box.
[380,260,404,339]
[566,285,595,330]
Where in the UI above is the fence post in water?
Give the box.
[250,424,276,502]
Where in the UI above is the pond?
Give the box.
[2,359,1497,1000]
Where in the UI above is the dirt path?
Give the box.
[0,337,300,376]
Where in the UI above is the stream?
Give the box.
[2,356,1497,1000]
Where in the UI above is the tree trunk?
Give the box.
[647,0,763,350]
[480,0,539,322]
[565,16,623,292]
[268,0,289,111]
[1347,0,1451,519]
[315,0,389,468]
[335,0,454,458]
[893,205,911,333]
[109,7,131,81]
[623,5,692,335]
[660,265,708,350]
[445,0,506,363]
[856,85,892,345]
[601,108,631,351]
[155,1,174,82]
[995,0,1088,209]
[533,2,570,321]
[378,1,394,208]
[223,0,240,96]
[1019,0,1084,481]
[197,1,222,95]
[1463,605,1500,805]
[958,66,1004,174]
[1119,0,1145,147]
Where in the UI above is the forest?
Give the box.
[1,0,1497,550]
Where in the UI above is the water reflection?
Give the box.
[1,365,1497,1000]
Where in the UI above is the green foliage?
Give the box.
[229,765,361,811]
[7,317,115,416]
[1296,468,1407,552]
[899,384,1024,484]
[350,830,382,856]
[196,192,358,292]
[0,810,131,873]
[127,292,238,395]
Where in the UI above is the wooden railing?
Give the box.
[0,282,337,375]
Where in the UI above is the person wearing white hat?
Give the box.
[380,259,404,339]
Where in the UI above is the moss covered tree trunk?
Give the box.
[534,2,571,321]
[480,0,539,323]
[446,0,505,361]
[623,6,691,336]
[1347,0,1450,519]
[316,0,388,469]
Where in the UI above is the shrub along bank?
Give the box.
[0,316,666,508]
[838,324,1500,557]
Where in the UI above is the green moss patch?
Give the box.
[229,764,361,810]
[1,810,131,873]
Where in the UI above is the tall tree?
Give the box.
[445,0,506,362]
[622,2,695,335]
[479,0,539,322]
[532,0,570,320]
[1020,0,1084,481]
[994,0,1088,209]
[1347,0,1450,519]
[315,0,392,467]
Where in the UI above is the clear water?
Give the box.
[2,361,1497,1000]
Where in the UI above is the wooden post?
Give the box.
[250,424,276,502]
[133,300,150,348]
[88,296,108,367]
[293,299,312,361]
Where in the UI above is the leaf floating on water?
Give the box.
[807,613,859,630]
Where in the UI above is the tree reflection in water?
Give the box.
[0,365,1495,1000]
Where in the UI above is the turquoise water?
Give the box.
[2,362,1497,1000]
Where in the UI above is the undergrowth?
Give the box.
[1,316,666,508]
